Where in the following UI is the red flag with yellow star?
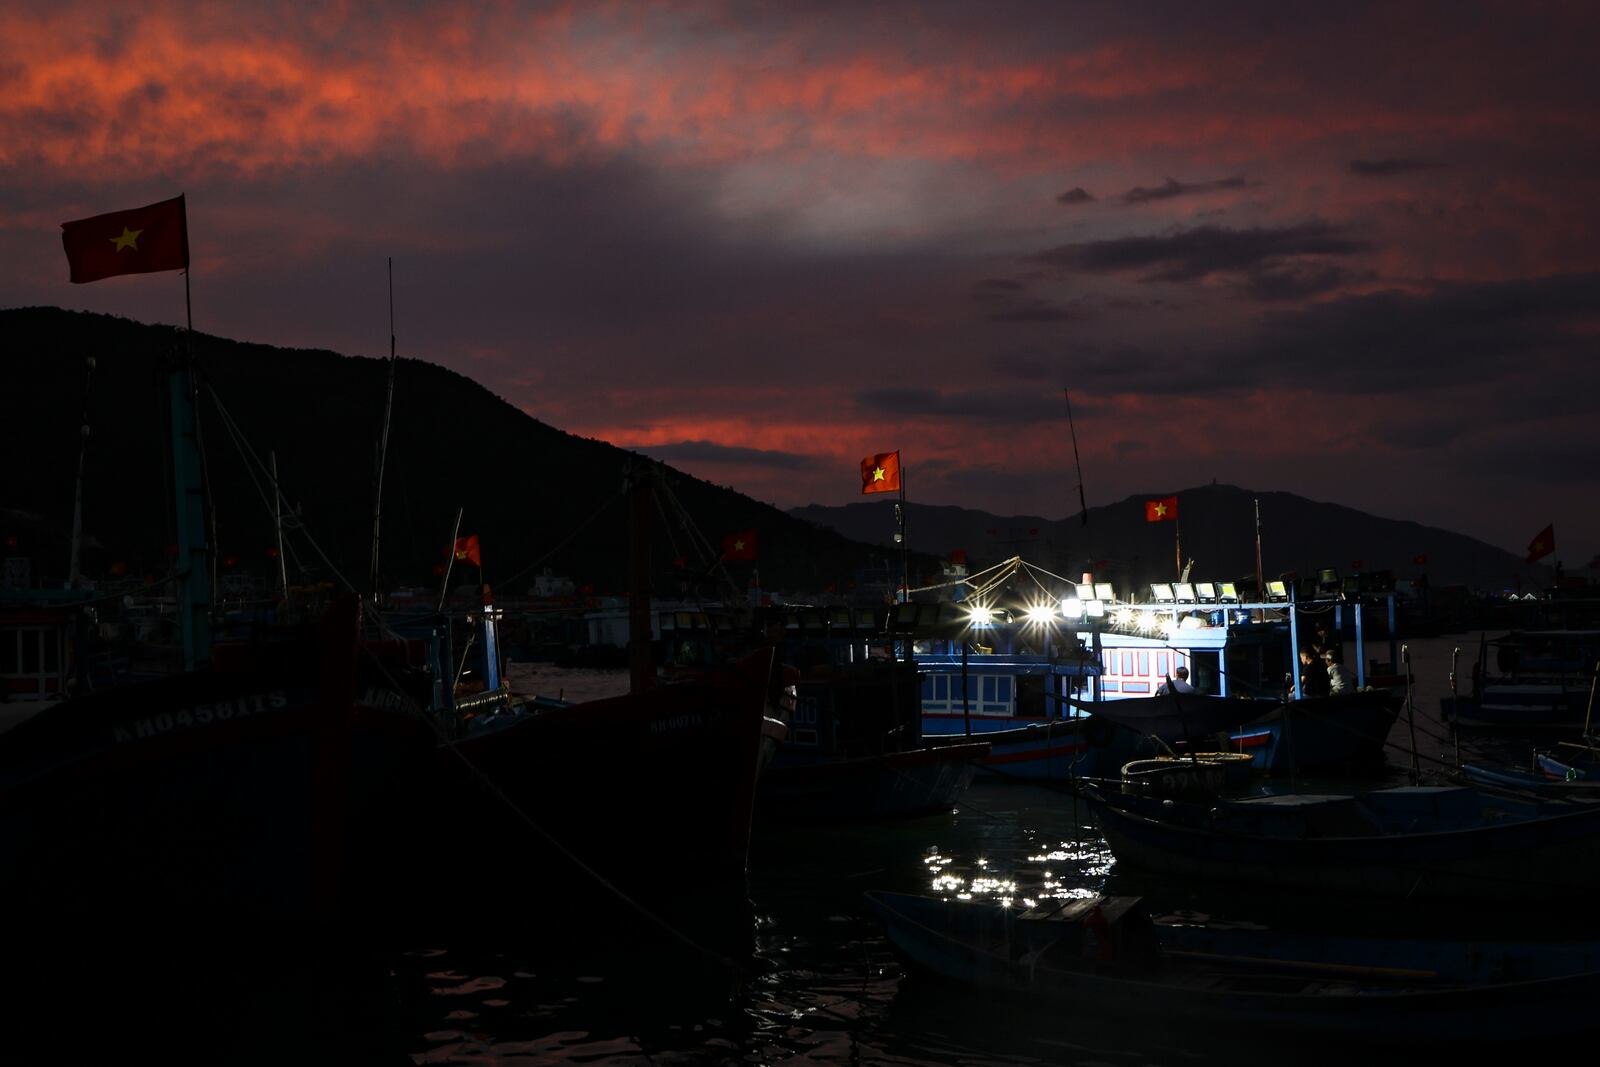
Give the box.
[1526,524,1555,564]
[61,195,189,284]
[860,451,901,494]
[1144,495,1178,522]
[453,534,482,566]
[721,529,758,561]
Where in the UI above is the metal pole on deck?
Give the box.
[269,451,289,600]
[1582,660,1600,740]
[961,638,971,737]
[1449,647,1461,769]
[627,464,656,694]
[1403,645,1419,784]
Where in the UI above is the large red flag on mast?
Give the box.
[1526,524,1555,564]
[453,534,482,566]
[860,451,901,494]
[1144,496,1178,522]
[61,195,189,284]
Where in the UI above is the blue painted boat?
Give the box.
[866,890,1600,1045]
[1199,690,1401,773]
[1442,630,1600,731]
[758,660,986,819]
[1082,782,1600,900]
[924,717,1138,783]
[1079,689,1401,774]
[1538,745,1600,781]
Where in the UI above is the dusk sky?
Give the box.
[4,2,1597,561]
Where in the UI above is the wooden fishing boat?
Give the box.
[758,659,986,819]
[1074,688,1401,774]
[0,597,439,918]
[1442,629,1600,731]
[440,650,784,890]
[923,717,1133,783]
[1120,752,1253,796]
[865,890,1600,1044]
[1081,781,1600,900]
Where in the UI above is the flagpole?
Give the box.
[1174,514,1182,578]
[898,461,909,604]
[438,506,463,613]
[1254,497,1266,622]
[67,355,95,590]
[369,257,398,607]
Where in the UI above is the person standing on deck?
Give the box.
[1157,666,1195,694]
[1299,647,1331,698]
[1324,650,1351,695]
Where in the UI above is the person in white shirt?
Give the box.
[1157,666,1196,694]
[1324,650,1351,695]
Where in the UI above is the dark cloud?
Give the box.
[1028,223,1371,283]
[640,440,823,471]
[1348,158,1445,177]
[1458,430,1600,487]
[972,278,1025,295]
[1056,186,1095,205]
[989,349,1053,381]
[1243,263,1371,301]
[985,299,1087,323]
[1238,273,1600,394]
[853,387,1073,424]
[1122,175,1249,204]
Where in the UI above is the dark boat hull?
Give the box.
[759,743,987,819]
[441,663,777,893]
[1083,785,1600,900]
[866,891,1600,1044]
[0,610,437,918]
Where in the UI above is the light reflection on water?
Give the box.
[394,635,1565,1065]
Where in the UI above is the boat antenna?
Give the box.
[369,256,398,607]
[1062,389,1088,527]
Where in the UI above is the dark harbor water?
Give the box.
[16,635,1596,1065]
[377,634,1599,1067]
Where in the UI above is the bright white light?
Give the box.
[1085,600,1106,617]
[1160,618,1181,639]
[1062,597,1084,618]
[968,606,994,624]
[1095,583,1115,601]
[1113,607,1136,628]
[1138,611,1159,632]
[1026,604,1056,624]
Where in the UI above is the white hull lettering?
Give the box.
[113,689,294,743]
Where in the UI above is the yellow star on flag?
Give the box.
[1153,502,1167,517]
[733,539,746,551]
[110,226,143,251]
[872,466,887,482]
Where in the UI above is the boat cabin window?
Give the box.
[3,626,65,697]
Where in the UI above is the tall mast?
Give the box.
[270,450,288,599]
[1063,389,1088,527]
[67,355,96,589]
[369,257,398,606]
[168,329,211,670]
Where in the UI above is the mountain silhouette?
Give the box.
[1,306,923,598]
[792,485,1542,594]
